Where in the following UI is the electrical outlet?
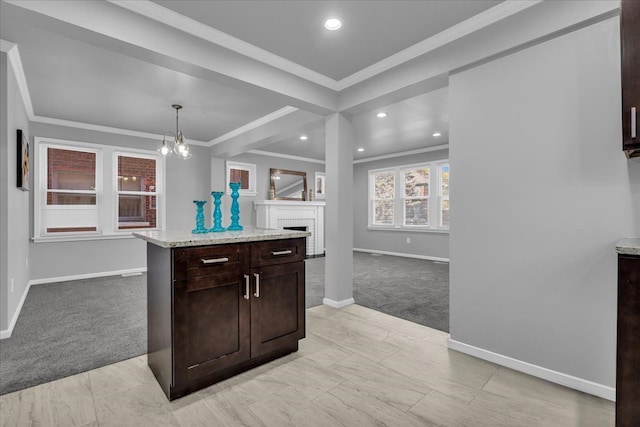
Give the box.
[11,278,14,293]
[406,237,411,244]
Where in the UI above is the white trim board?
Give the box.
[29,267,147,286]
[0,281,32,339]
[323,298,355,309]
[353,248,449,263]
[447,338,616,402]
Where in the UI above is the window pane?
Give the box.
[405,167,429,197]
[48,148,95,191]
[441,199,450,228]
[405,199,429,225]
[118,156,156,192]
[441,164,449,196]
[230,168,250,190]
[374,171,394,199]
[47,192,96,205]
[118,195,157,229]
[374,200,394,225]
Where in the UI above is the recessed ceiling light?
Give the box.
[357,148,365,152]
[324,18,343,31]
[299,135,308,141]
[376,112,388,118]
[432,132,442,137]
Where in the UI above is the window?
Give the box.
[226,161,257,196]
[368,160,449,231]
[34,138,164,241]
[116,154,158,230]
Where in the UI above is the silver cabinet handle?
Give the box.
[200,257,229,264]
[243,274,250,300]
[271,250,292,256]
[632,107,637,139]
[253,273,260,298]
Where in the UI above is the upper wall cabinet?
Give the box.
[621,0,640,158]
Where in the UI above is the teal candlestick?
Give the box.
[209,191,225,232]
[192,200,208,234]
[227,182,243,231]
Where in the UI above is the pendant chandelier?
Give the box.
[158,104,192,159]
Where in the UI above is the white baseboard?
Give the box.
[353,248,449,263]
[323,297,355,308]
[0,281,32,339]
[29,267,147,286]
[1,267,147,340]
[447,338,616,402]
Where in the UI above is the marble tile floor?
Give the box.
[0,304,614,427]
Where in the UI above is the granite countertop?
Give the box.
[616,238,640,256]
[133,227,310,248]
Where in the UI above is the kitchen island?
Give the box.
[134,227,310,400]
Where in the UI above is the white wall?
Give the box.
[1,51,31,332]
[353,149,450,259]
[449,16,639,395]
[27,122,212,281]
[210,151,325,229]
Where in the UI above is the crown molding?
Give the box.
[30,116,208,146]
[353,144,449,164]
[248,150,325,165]
[336,0,543,90]
[1,40,35,118]
[208,106,298,146]
[108,0,339,90]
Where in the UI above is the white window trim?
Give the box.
[113,150,162,232]
[225,161,257,196]
[367,160,449,232]
[33,137,166,242]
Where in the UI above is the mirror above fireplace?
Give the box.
[270,169,307,201]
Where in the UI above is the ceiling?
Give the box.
[0,0,507,162]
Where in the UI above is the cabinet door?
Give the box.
[621,0,640,154]
[250,262,305,358]
[616,255,640,426]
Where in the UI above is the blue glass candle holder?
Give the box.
[192,200,208,234]
[209,191,226,232]
[227,182,243,231]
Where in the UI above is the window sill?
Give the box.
[32,233,141,243]
[367,226,449,234]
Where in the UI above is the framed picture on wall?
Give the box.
[315,172,325,199]
[17,129,29,191]
[225,161,257,196]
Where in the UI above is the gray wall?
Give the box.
[1,52,31,331]
[210,151,325,229]
[27,122,211,281]
[449,17,639,389]
[353,149,450,259]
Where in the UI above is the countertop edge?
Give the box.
[133,229,311,248]
[616,238,640,256]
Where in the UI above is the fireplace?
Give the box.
[254,200,325,256]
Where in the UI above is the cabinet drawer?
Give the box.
[251,238,305,267]
[174,244,249,280]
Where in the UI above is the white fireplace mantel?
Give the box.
[254,200,325,256]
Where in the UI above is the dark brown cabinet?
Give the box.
[147,237,306,400]
[616,254,640,426]
[621,0,640,157]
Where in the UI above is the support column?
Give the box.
[323,113,354,307]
